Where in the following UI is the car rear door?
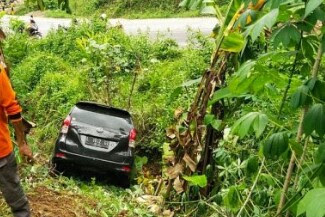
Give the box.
[64,103,133,161]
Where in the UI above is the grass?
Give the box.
[0,160,154,217]
[14,0,202,19]
[108,9,201,19]
[43,9,75,18]
[1,16,213,216]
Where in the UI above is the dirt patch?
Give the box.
[143,161,162,177]
[28,186,97,217]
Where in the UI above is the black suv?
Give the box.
[52,102,136,185]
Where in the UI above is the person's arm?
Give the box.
[0,69,33,161]
[12,119,33,161]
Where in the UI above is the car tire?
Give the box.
[119,174,131,188]
[50,160,65,175]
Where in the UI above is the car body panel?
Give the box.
[52,101,134,174]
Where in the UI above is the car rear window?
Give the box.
[71,104,132,131]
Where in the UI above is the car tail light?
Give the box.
[129,129,136,148]
[61,115,72,134]
[55,152,66,158]
[122,166,131,173]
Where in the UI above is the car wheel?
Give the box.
[119,174,131,188]
[50,160,65,175]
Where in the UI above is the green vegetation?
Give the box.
[162,0,325,216]
[2,0,325,216]
[1,16,212,216]
[5,19,212,152]
[17,0,201,18]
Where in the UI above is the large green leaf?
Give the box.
[268,0,282,9]
[204,114,215,125]
[272,24,301,47]
[263,132,289,160]
[290,140,304,157]
[201,5,216,15]
[183,175,207,188]
[179,0,190,7]
[253,113,269,138]
[209,88,233,105]
[220,32,245,53]
[228,60,256,94]
[303,104,325,137]
[312,80,325,102]
[304,0,324,18]
[238,113,257,138]
[191,0,203,10]
[315,143,325,164]
[179,0,198,9]
[301,35,318,61]
[246,156,259,177]
[236,9,258,28]
[211,119,222,131]
[209,87,247,105]
[236,60,256,76]
[204,114,222,130]
[297,188,325,217]
[232,112,269,139]
[291,85,313,109]
[244,9,279,42]
[228,54,287,95]
[224,186,241,212]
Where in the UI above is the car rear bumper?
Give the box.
[52,149,133,174]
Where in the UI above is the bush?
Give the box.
[28,71,88,141]
[6,18,211,153]
[4,33,30,66]
[9,18,25,33]
[44,0,58,9]
[11,53,70,95]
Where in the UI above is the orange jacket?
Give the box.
[0,63,22,158]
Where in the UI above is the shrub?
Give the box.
[6,18,211,153]
[27,71,88,141]
[44,0,58,9]
[11,53,70,95]
[4,33,30,66]
[9,18,26,34]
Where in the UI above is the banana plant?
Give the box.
[179,0,224,20]
[166,0,272,198]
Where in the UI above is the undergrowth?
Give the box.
[0,16,212,216]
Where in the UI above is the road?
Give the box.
[2,16,218,45]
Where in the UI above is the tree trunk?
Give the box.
[276,35,324,217]
[37,0,45,10]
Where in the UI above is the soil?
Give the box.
[143,161,162,177]
[28,186,97,217]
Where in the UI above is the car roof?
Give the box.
[75,101,131,116]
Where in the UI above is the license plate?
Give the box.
[85,137,114,149]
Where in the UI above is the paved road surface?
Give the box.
[1,16,218,45]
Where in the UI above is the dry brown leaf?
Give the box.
[166,127,176,139]
[149,204,161,214]
[163,210,175,217]
[136,195,164,204]
[174,108,183,120]
[183,153,197,172]
[173,177,184,193]
[166,163,184,179]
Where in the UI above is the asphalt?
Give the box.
[1,16,218,45]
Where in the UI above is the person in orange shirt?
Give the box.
[0,59,33,216]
